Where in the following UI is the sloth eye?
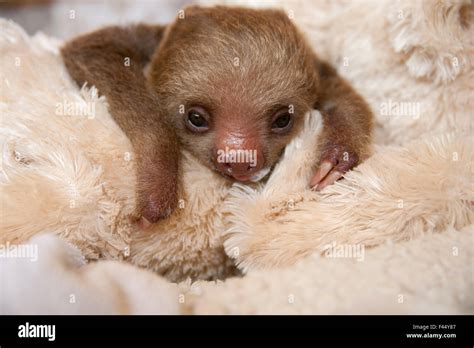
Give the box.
[186,106,210,132]
[271,110,293,133]
[273,114,291,128]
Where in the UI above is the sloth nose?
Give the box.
[212,143,264,182]
[222,161,255,177]
[215,157,261,181]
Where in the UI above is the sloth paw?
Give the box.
[135,178,179,229]
[310,143,359,191]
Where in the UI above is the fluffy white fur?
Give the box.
[3,227,472,314]
[186,226,474,314]
[0,234,179,314]
[223,130,472,271]
[1,0,473,314]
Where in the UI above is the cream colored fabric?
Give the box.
[1,0,472,314]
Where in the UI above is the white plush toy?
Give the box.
[1,0,473,314]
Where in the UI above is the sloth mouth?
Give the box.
[217,170,251,183]
[217,167,271,183]
[230,173,253,182]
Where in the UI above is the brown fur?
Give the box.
[61,24,179,223]
[316,61,373,164]
[61,5,373,224]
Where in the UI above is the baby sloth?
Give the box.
[61,5,373,225]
